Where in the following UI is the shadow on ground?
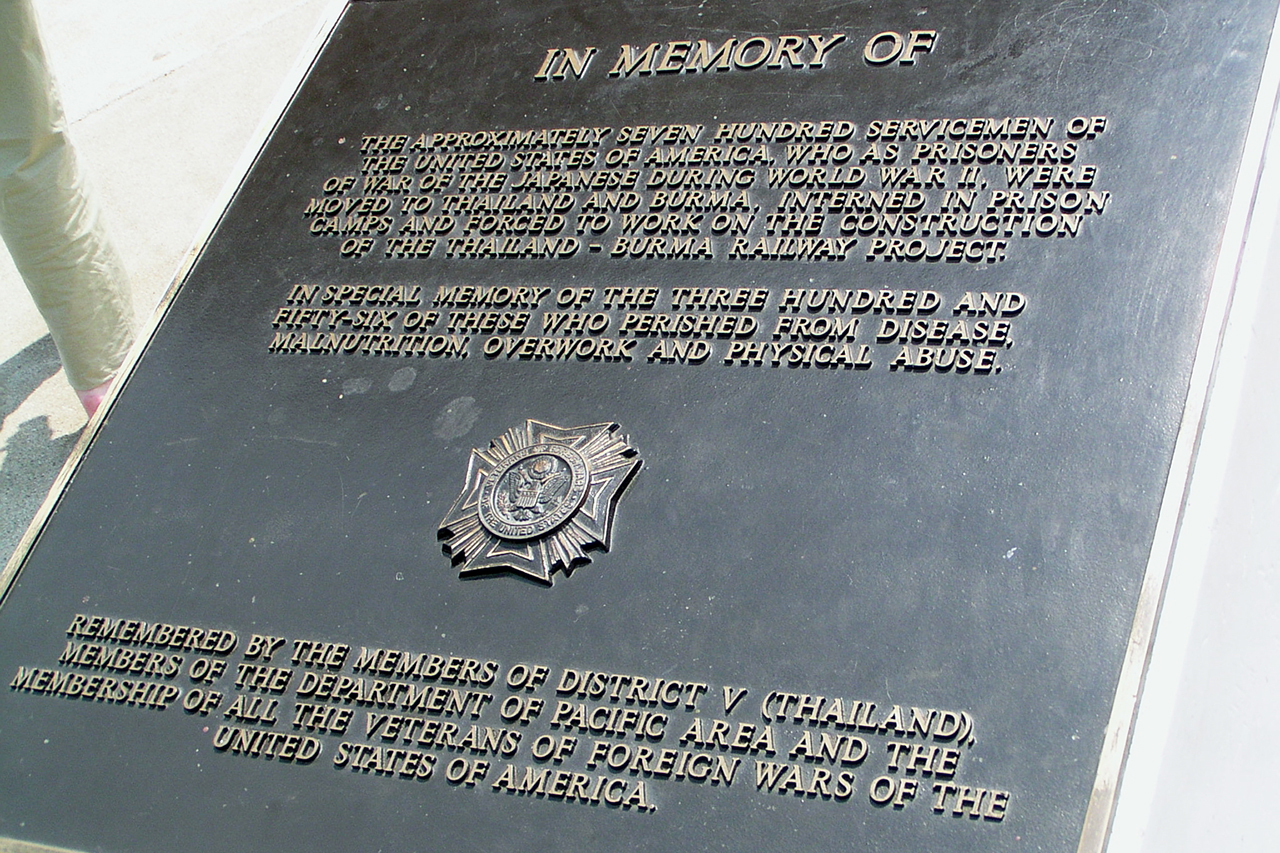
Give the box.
[1,336,81,567]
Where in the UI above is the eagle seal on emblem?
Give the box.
[438,420,641,584]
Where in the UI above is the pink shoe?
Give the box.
[76,379,112,417]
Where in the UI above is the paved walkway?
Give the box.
[1,0,341,568]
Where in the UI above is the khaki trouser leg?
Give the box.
[0,0,134,391]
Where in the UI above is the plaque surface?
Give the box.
[2,1,1278,851]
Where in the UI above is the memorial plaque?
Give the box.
[2,1,1278,850]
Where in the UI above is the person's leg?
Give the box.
[0,0,135,415]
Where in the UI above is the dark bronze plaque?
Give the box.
[2,1,1278,851]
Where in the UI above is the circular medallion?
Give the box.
[477,444,590,540]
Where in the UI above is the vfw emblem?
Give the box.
[438,420,641,584]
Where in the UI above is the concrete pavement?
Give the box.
[1,0,342,568]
